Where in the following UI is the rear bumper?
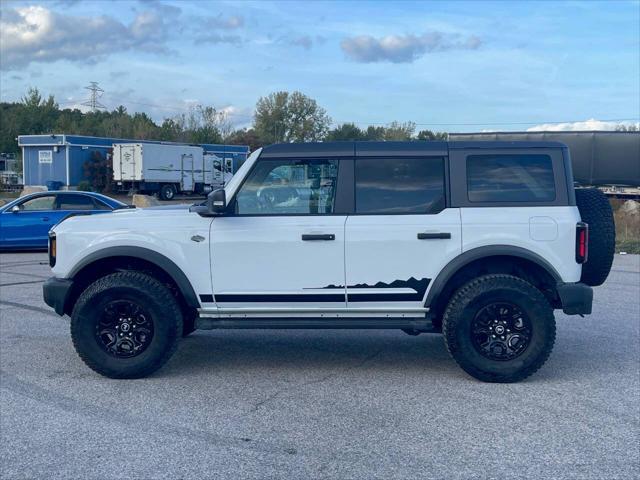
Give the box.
[557,282,593,315]
[43,277,74,316]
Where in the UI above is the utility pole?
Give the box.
[81,81,106,111]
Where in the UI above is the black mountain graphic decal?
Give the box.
[315,277,430,302]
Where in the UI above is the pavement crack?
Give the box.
[0,300,58,317]
[0,370,299,457]
[250,349,384,412]
[0,280,45,287]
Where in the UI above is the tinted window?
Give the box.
[19,196,56,211]
[355,157,445,214]
[235,158,339,214]
[57,194,96,210]
[467,154,555,202]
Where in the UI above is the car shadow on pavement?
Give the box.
[163,330,459,377]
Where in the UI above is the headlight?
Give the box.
[48,232,56,267]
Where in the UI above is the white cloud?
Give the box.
[341,32,481,63]
[194,14,245,44]
[527,119,640,131]
[0,5,173,70]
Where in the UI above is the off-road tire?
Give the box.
[575,188,615,286]
[182,312,196,337]
[442,274,556,383]
[70,272,183,379]
[159,184,176,201]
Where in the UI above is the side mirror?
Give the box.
[207,188,227,214]
[10,205,20,213]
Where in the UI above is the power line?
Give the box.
[331,117,640,128]
[60,90,640,128]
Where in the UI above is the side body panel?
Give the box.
[458,206,581,283]
[52,209,213,303]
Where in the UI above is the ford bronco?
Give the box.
[43,141,615,382]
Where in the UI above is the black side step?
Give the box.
[195,317,437,331]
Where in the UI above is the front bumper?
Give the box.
[557,282,593,315]
[43,277,74,316]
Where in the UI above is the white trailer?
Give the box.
[113,143,223,200]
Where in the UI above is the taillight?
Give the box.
[49,232,56,267]
[575,222,588,264]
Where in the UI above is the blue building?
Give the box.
[18,134,250,187]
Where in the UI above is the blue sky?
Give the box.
[1,0,639,132]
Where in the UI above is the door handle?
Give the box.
[301,234,335,241]
[41,217,50,222]
[417,232,451,240]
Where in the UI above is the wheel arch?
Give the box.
[426,245,562,323]
[64,246,199,316]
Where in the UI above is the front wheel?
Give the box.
[442,274,556,383]
[70,272,183,379]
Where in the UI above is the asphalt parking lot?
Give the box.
[1,253,638,479]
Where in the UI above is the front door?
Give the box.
[1,194,59,248]
[344,156,461,311]
[210,157,347,311]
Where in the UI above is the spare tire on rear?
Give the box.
[575,188,615,286]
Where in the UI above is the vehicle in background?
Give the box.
[0,191,129,251]
[112,143,237,201]
[449,131,640,198]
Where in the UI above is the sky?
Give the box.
[1,0,639,132]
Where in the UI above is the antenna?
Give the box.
[81,81,106,111]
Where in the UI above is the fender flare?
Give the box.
[425,245,562,307]
[68,246,200,309]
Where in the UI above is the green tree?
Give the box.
[326,123,366,141]
[417,129,448,140]
[383,121,416,141]
[254,91,331,143]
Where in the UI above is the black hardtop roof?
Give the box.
[260,140,567,157]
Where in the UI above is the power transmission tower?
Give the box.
[81,81,106,111]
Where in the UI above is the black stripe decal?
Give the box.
[201,278,431,303]
[347,293,422,302]
[215,293,345,303]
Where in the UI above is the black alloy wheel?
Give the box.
[96,300,154,358]
[470,302,532,361]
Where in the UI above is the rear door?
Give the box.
[119,145,138,181]
[344,154,461,312]
[181,154,194,192]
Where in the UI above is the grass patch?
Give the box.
[612,199,640,254]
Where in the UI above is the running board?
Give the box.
[195,317,436,331]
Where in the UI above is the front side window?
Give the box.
[235,158,339,214]
[18,195,56,211]
[467,154,556,202]
[355,157,445,214]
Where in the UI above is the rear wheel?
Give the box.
[442,274,556,383]
[159,184,176,201]
[70,272,182,379]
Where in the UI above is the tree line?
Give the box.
[0,88,447,157]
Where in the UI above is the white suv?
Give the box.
[43,141,615,382]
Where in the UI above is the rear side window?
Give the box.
[57,194,96,210]
[355,157,445,214]
[467,154,555,202]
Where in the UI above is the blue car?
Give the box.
[0,191,130,251]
